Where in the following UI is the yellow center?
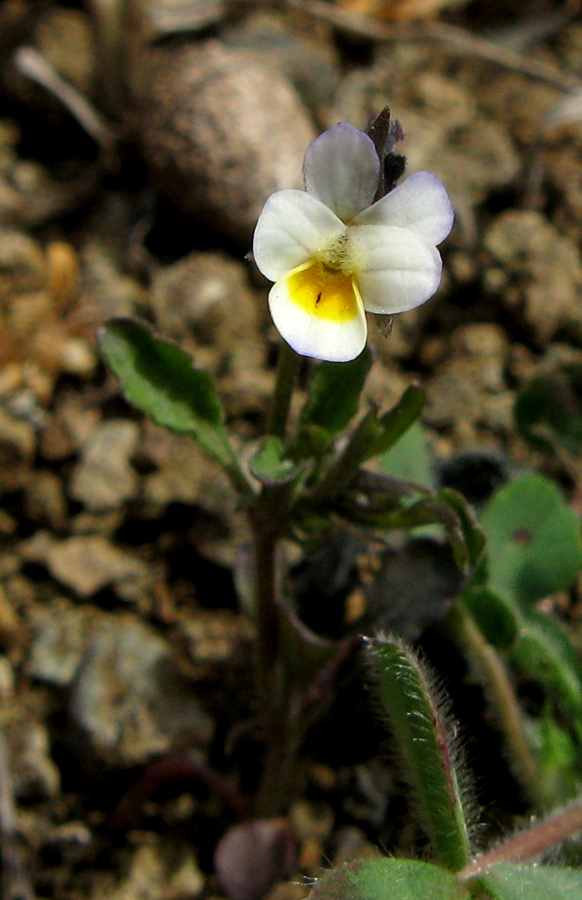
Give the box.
[287,262,360,322]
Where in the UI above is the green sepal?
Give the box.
[307,857,465,900]
[99,318,242,477]
[367,636,470,871]
[365,383,426,460]
[299,348,373,437]
[481,474,582,605]
[478,863,582,900]
[249,436,304,486]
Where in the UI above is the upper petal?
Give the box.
[353,171,454,245]
[303,123,381,223]
[253,189,345,282]
[350,224,443,314]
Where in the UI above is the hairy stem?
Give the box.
[458,795,582,880]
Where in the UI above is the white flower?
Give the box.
[252,122,454,362]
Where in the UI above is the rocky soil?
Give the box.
[2,1,582,899]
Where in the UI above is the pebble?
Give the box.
[26,597,94,687]
[0,405,36,490]
[424,324,514,445]
[6,717,61,799]
[129,40,315,243]
[149,251,265,378]
[483,209,582,344]
[221,10,340,115]
[69,613,214,766]
[20,531,150,600]
[69,419,141,512]
[92,841,204,900]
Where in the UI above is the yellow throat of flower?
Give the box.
[287,261,361,322]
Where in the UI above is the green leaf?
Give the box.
[461,586,518,649]
[299,348,373,436]
[99,318,239,473]
[365,383,426,460]
[335,481,482,572]
[367,636,470,871]
[528,709,582,804]
[511,609,582,721]
[307,858,464,900]
[379,421,434,486]
[249,436,303,486]
[478,863,582,900]
[481,474,582,605]
[515,364,582,457]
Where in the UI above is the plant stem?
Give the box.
[449,602,544,808]
[267,342,301,440]
[458,795,582,880]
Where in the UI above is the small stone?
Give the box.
[181,611,254,666]
[0,405,36,489]
[69,613,214,766]
[0,582,23,647]
[27,598,94,687]
[289,801,334,842]
[94,841,205,900]
[20,532,149,600]
[40,393,100,460]
[7,717,61,799]
[24,469,67,528]
[483,210,582,344]
[0,656,15,699]
[69,419,141,512]
[150,252,265,378]
[424,324,514,445]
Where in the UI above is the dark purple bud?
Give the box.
[366,106,407,201]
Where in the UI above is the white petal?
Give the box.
[303,123,380,223]
[353,171,454,245]
[350,224,443,314]
[268,272,367,362]
[253,190,345,282]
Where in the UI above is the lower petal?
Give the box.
[268,263,367,362]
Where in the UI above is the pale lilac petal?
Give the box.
[303,124,380,223]
[268,272,367,362]
[353,171,454,245]
[350,224,443,314]
[253,190,345,282]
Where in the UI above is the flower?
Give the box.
[252,122,454,362]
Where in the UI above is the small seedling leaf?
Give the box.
[249,436,303,486]
[481,474,582,605]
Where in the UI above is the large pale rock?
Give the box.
[130,40,315,243]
